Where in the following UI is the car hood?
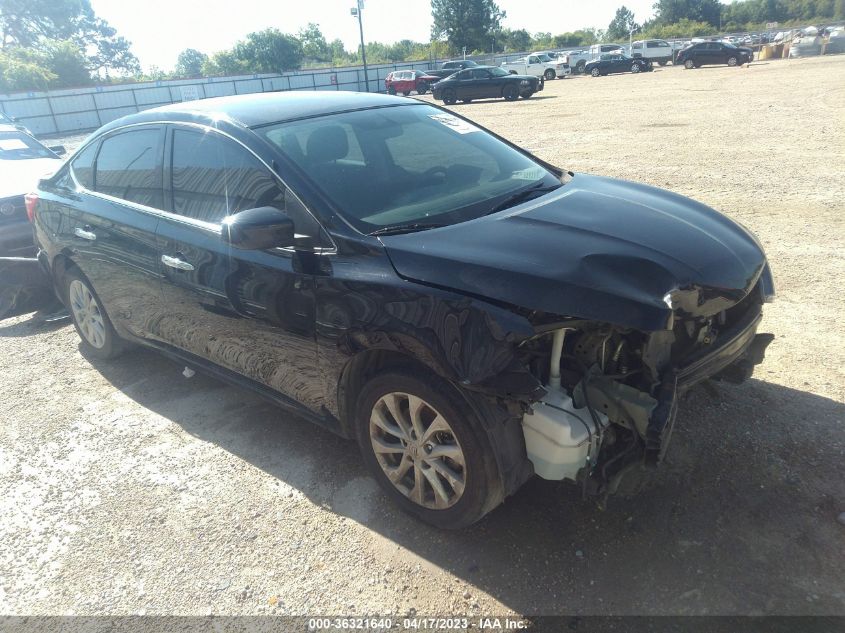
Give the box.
[0,157,62,200]
[381,173,767,331]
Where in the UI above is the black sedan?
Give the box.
[676,42,754,68]
[585,53,653,77]
[432,66,541,104]
[23,92,773,529]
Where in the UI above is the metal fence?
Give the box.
[0,52,543,138]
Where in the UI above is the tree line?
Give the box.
[2,0,844,93]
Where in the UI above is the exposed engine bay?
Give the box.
[518,283,774,498]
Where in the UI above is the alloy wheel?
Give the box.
[69,279,106,349]
[728,56,738,66]
[369,392,467,510]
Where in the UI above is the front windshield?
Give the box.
[258,104,560,234]
[0,131,52,160]
[489,67,509,77]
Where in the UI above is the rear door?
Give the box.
[154,124,324,412]
[52,127,165,339]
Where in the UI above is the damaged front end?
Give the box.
[518,277,774,498]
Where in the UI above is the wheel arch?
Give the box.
[337,347,533,501]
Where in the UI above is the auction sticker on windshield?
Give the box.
[428,113,480,134]
[0,139,28,151]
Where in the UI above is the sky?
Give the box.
[89,0,659,72]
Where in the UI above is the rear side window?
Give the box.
[170,129,285,224]
[70,142,97,189]
[95,129,163,208]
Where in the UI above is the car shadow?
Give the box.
[0,313,70,338]
[449,95,556,106]
[86,348,845,615]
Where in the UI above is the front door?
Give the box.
[154,125,324,412]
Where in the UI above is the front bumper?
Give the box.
[677,303,769,390]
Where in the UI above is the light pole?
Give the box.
[629,25,640,51]
[351,1,369,92]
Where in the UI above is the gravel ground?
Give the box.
[2,55,844,618]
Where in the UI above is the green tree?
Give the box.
[0,0,139,79]
[431,0,505,53]
[43,39,90,87]
[234,28,303,73]
[652,0,722,27]
[299,23,331,63]
[607,6,639,41]
[175,48,207,77]
[0,46,55,91]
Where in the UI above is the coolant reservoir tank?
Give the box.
[522,388,607,481]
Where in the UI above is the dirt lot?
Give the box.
[2,55,844,618]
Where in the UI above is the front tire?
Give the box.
[64,268,125,360]
[520,91,534,99]
[543,69,556,80]
[503,84,519,101]
[355,370,501,529]
[416,82,428,95]
[387,86,397,95]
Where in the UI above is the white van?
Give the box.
[630,39,673,65]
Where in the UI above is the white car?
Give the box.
[630,39,674,65]
[501,54,570,80]
[0,124,65,257]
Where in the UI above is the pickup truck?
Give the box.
[425,59,479,80]
[501,54,570,80]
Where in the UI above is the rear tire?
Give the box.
[543,69,556,80]
[684,59,695,69]
[63,268,126,360]
[727,56,738,67]
[503,84,519,101]
[416,83,428,95]
[355,369,501,529]
[591,67,601,77]
[576,60,586,74]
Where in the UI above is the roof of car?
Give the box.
[105,91,414,131]
[0,123,22,133]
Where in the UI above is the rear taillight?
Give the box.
[24,193,38,223]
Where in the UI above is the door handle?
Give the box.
[74,227,96,241]
[161,254,195,271]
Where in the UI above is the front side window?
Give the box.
[258,104,560,234]
[95,128,163,208]
[170,128,285,224]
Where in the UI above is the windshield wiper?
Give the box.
[486,182,562,215]
[368,222,446,236]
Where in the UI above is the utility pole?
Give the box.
[351,0,369,92]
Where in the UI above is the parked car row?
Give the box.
[6,90,773,529]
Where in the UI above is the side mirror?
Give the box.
[221,207,295,250]
[49,145,66,156]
